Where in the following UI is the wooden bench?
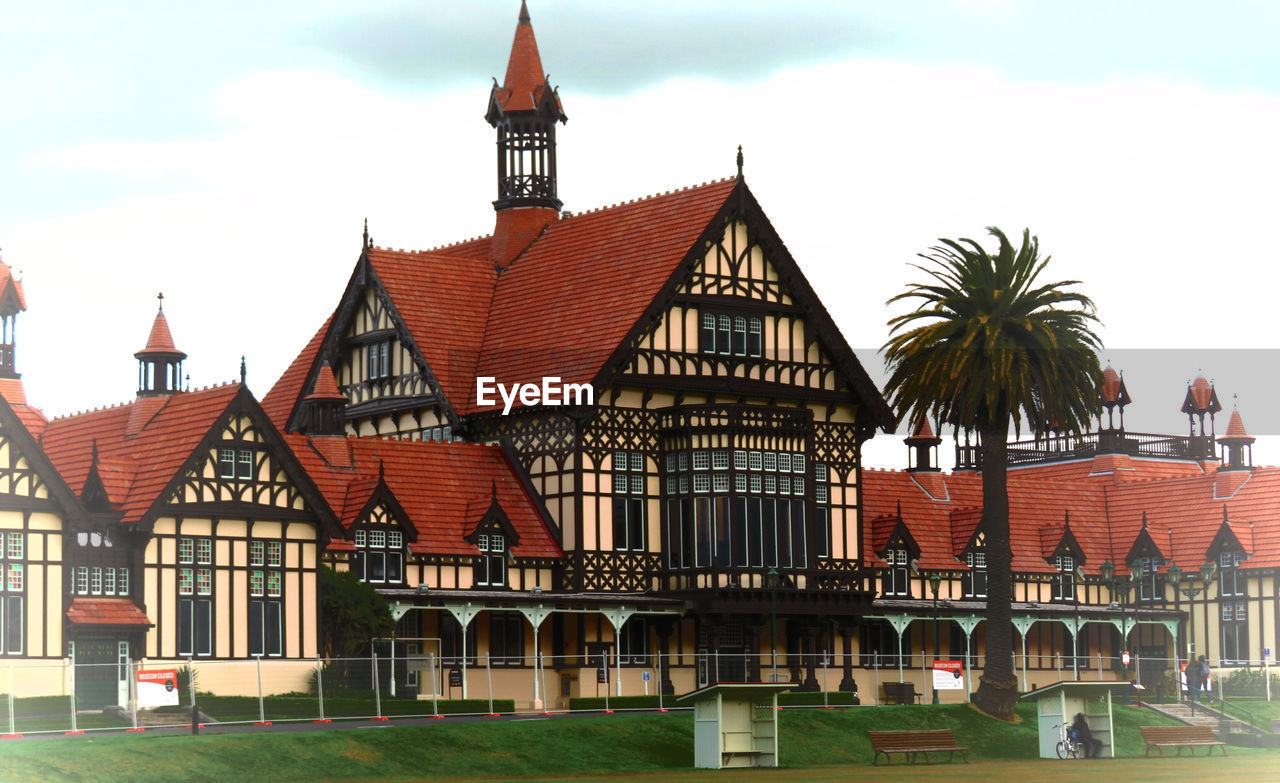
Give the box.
[868,729,968,765]
[881,681,922,704]
[1140,725,1227,756]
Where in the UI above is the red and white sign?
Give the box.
[136,668,180,708]
[932,660,965,690]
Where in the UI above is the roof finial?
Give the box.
[363,218,370,250]
[240,355,247,384]
[736,145,744,179]
[519,0,530,24]
[157,291,165,314]
[1141,510,1148,530]
[1223,503,1229,523]
[379,459,386,481]
[895,499,902,519]
[1063,509,1070,527]
[184,372,190,392]
[91,438,98,462]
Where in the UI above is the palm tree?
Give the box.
[881,227,1102,720]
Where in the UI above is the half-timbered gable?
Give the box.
[0,390,82,662]
[265,242,497,442]
[43,382,338,670]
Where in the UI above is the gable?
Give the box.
[596,181,892,427]
[0,394,83,521]
[156,390,341,536]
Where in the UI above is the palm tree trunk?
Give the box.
[974,420,1018,720]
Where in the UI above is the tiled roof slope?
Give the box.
[266,179,741,424]
[0,378,47,438]
[66,597,152,626]
[287,435,561,559]
[262,314,332,429]
[865,459,1280,575]
[469,179,738,412]
[369,247,496,408]
[0,262,26,311]
[42,384,241,522]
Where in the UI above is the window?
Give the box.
[1221,601,1248,665]
[964,550,987,598]
[196,568,212,595]
[219,449,254,480]
[178,568,194,595]
[488,612,524,666]
[5,533,21,560]
[664,445,810,572]
[91,567,102,595]
[1135,556,1161,601]
[353,527,404,584]
[237,449,254,480]
[700,312,763,357]
[1053,555,1076,601]
[178,596,213,657]
[196,538,212,565]
[1219,551,1244,597]
[178,537,194,564]
[619,618,649,665]
[883,548,909,596]
[814,462,829,558]
[440,614,478,666]
[368,340,391,379]
[474,533,506,587]
[1,532,26,654]
[219,449,235,479]
[249,537,283,657]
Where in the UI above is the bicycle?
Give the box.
[1053,721,1081,759]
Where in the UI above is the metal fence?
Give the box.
[0,650,1275,737]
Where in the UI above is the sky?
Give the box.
[3,0,1280,469]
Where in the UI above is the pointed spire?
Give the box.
[736,145,744,179]
[492,479,499,502]
[519,0,530,24]
[1141,510,1148,530]
[240,355,247,384]
[305,361,347,402]
[379,459,385,481]
[363,218,370,250]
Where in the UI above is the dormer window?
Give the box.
[475,533,506,588]
[964,550,987,598]
[352,524,405,584]
[1053,555,1076,601]
[1219,551,1244,596]
[883,548,909,596]
[1134,556,1162,601]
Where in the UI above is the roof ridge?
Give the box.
[573,177,735,218]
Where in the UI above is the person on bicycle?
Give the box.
[1072,713,1102,758]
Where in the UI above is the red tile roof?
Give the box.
[866,456,1280,575]
[135,309,185,358]
[42,384,241,522]
[304,362,346,402]
[265,179,741,426]
[66,598,153,627]
[1101,366,1122,403]
[0,378,47,438]
[1220,410,1252,442]
[0,262,25,312]
[468,179,738,413]
[491,1,562,116]
[287,435,561,559]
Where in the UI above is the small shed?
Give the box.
[676,682,796,769]
[1020,681,1133,759]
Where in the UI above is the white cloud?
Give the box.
[12,55,1280,466]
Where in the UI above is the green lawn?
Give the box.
[1,703,1275,783]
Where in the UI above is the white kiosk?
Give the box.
[1020,681,1132,759]
[677,682,796,769]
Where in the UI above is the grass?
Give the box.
[1220,697,1280,727]
[1,702,1275,783]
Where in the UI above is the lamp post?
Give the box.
[1166,559,1218,700]
[766,568,780,683]
[1100,560,1142,680]
[929,572,941,704]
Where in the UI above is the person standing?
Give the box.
[1198,655,1212,702]
[1187,657,1202,703]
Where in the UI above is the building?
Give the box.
[0,3,1275,714]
